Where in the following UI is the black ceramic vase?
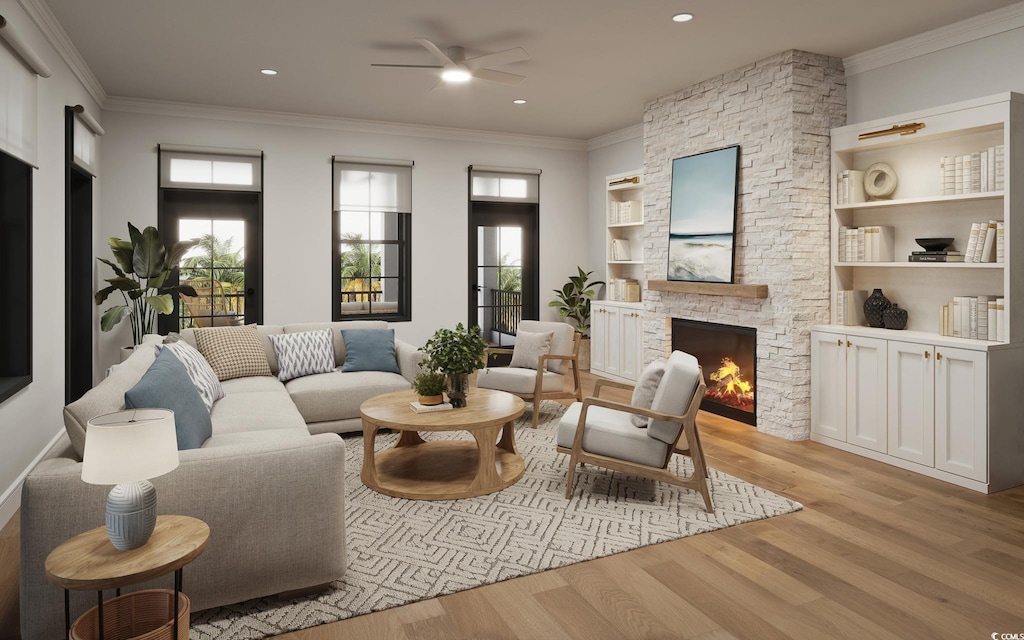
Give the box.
[883,304,908,330]
[863,288,891,328]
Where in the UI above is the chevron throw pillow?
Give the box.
[269,329,336,382]
[161,340,225,412]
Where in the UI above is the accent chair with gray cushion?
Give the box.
[477,320,583,428]
[556,350,713,512]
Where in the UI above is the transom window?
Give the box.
[332,157,412,321]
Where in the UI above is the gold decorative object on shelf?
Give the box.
[858,122,925,140]
[608,176,639,186]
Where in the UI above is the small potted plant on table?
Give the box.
[412,368,447,406]
[422,323,488,408]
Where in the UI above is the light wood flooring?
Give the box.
[3,370,1024,639]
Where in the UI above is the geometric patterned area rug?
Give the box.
[190,401,801,638]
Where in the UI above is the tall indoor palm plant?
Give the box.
[96,223,199,345]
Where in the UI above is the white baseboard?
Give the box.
[0,428,66,530]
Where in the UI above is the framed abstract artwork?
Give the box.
[667,145,740,283]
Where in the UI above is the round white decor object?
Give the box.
[864,162,898,199]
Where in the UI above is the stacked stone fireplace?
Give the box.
[642,50,846,441]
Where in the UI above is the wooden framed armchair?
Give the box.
[555,350,713,512]
[477,320,584,428]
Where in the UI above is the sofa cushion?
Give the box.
[219,376,289,395]
[269,329,336,382]
[194,324,272,381]
[63,336,162,458]
[286,370,410,424]
[180,325,284,375]
[161,341,225,411]
[201,429,310,449]
[649,351,702,445]
[125,349,212,450]
[558,402,670,468]
[518,320,575,373]
[477,367,564,395]
[210,392,307,434]
[630,359,666,427]
[285,321,387,367]
[509,330,553,370]
[340,329,400,374]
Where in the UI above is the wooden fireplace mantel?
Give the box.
[648,280,768,299]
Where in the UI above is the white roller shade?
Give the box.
[72,113,98,176]
[333,158,412,213]
[159,145,262,191]
[0,28,38,167]
[469,166,539,203]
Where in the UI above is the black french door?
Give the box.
[65,107,94,404]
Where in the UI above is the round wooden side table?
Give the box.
[45,515,210,640]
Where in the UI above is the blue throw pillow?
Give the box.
[125,348,212,450]
[340,329,400,374]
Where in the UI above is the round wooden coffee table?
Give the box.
[360,388,526,500]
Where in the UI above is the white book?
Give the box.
[952,297,963,337]
[980,151,988,193]
[965,223,983,263]
[988,299,998,342]
[941,304,950,337]
[980,220,998,263]
[838,226,849,262]
[863,227,875,262]
[857,228,865,262]
[836,173,843,205]
[847,170,865,204]
[971,151,982,193]
[996,221,1005,263]
[611,238,631,261]
[988,147,996,192]
[969,297,978,339]
[409,401,453,413]
[955,156,964,195]
[995,145,1005,191]
[962,296,972,340]
[998,299,1007,342]
[977,296,989,341]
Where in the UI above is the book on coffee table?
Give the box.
[410,401,453,413]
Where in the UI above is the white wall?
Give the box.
[0,0,102,525]
[97,109,590,368]
[848,26,1024,123]
[585,135,643,287]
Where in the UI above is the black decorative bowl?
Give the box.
[915,237,954,252]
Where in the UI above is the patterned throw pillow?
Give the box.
[193,324,272,381]
[509,330,554,370]
[269,329,336,382]
[630,359,667,427]
[161,340,225,412]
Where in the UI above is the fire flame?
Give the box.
[706,357,754,410]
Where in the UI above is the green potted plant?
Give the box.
[96,223,199,350]
[412,368,447,406]
[422,323,488,408]
[548,267,605,370]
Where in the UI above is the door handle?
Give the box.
[245,288,255,296]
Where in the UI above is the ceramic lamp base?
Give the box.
[106,480,157,551]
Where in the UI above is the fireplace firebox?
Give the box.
[671,318,756,426]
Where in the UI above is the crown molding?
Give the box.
[104,96,590,151]
[844,1,1024,76]
[16,0,107,106]
[586,123,643,151]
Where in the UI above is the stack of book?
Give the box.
[835,170,865,205]
[838,226,894,262]
[409,401,453,413]
[835,290,868,325]
[610,238,632,261]
[909,250,963,263]
[607,279,640,302]
[941,146,1004,195]
[962,220,1004,263]
[940,296,1005,340]
[608,200,641,224]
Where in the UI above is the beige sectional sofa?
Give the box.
[21,321,420,640]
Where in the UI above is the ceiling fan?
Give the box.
[371,38,529,87]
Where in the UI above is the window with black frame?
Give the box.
[332,157,412,321]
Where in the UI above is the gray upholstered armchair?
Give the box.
[555,350,713,512]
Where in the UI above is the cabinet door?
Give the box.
[935,347,987,482]
[605,306,622,377]
[887,341,934,467]
[811,331,847,441]
[847,336,888,453]
[591,304,607,374]
[620,310,642,381]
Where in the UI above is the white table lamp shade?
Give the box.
[82,409,180,485]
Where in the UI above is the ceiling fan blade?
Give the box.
[464,47,529,71]
[431,77,447,90]
[472,68,526,86]
[415,38,455,66]
[370,64,443,69]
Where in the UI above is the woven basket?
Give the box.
[70,589,189,640]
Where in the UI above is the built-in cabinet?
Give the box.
[591,301,643,383]
[811,93,1024,493]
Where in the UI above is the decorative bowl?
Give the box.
[915,237,954,252]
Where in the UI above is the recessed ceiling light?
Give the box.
[260,68,278,75]
[672,13,694,22]
[441,68,472,83]
[513,99,527,105]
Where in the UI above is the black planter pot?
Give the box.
[863,288,891,328]
[883,304,908,330]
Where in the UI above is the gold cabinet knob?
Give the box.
[847,340,852,348]
[924,351,930,359]
[936,352,943,361]
[837,338,842,346]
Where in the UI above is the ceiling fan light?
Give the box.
[672,13,694,22]
[441,68,472,83]
[260,68,278,75]
[513,99,527,105]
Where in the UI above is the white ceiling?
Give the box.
[44,0,1020,140]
